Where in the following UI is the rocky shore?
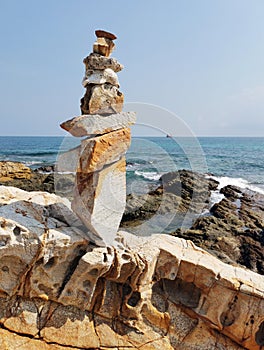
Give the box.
[0,28,263,349]
[1,161,263,276]
[0,185,263,349]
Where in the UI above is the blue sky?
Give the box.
[1,0,264,136]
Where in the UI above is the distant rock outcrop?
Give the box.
[0,185,263,349]
[0,161,31,181]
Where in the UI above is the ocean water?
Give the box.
[0,136,263,195]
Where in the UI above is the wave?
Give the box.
[210,176,264,195]
[135,170,161,181]
[205,175,264,209]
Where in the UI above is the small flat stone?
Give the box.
[60,111,136,137]
[95,30,117,40]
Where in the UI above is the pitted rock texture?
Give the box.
[0,186,263,349]
[83,52,124,72]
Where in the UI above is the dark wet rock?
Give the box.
[220,184,242,199]
[122,169,264,275]
[176,186,264,275]
[34,165,55,173]
[121,169,219,225]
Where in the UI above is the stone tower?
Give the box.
[60,30,136,245]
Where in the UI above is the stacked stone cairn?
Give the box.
[60,30,136,246]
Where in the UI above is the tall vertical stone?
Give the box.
[60,30,136,246]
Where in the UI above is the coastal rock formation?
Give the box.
[1,165,263,275]
[60,30,135,245]
[0,185,263,349]
[0,161,31,181]
[0,161,71,194]
[122,170,264,275]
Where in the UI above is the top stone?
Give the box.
[95,30,117,41]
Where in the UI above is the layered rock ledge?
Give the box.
[0,186,263,349]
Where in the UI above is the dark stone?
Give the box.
[152,278,201,310]
[127,291,141,307]
[95,30,117,40]
[255,321,264,346]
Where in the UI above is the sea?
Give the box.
[0,136,264,196]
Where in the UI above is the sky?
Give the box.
[0,0,264,136]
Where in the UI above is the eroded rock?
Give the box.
[0,161,31,181]
[0,190,261,350]
[83,52,123,72]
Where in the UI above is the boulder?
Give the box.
[80,83,124,115]
[0,187,262,350]
[82,68,119,87]
[72,157,126,246]
[60,111,136,137]
[83,53,123,72]
[0,161,31,181]
[0,185,69,207]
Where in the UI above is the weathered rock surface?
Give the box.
[173,184,264,275]
[83,53,124,72]
[0,186,262,349]
[60,111,136,137]
[72,157,127,246]
[0,161,31,181]
[81,83,124,115]
[0,161,74,195]
[0,185,70,207]
[82,68,119,87]
[2,166,263,275]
